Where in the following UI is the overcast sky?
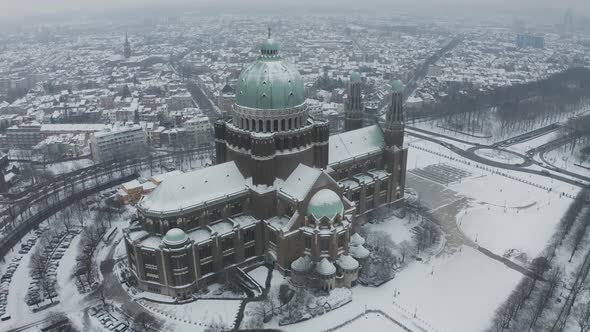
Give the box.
[1,0,588,18]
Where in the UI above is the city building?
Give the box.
[89,124,147,163]
[5,122,42,149]
[217,84,236,116]
[124,34,132,59]
[516,33,545,49]
[123,33,408,297]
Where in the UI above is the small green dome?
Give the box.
[390,80,404,93]
[350,72,362,83]
[163,228,188,246]
[235,37,305,111]
[307,189,344,221]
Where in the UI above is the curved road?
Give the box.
[407,130,589,188]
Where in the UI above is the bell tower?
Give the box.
[344,72,364,132]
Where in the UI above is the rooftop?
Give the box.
[138,161,247,214]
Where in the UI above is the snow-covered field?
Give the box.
[336,312,408,332]
[474,148,525,165]
[281,135,579,332]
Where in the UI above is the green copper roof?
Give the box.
[350,72,362,83]
[307,189,344,221]
[235,38,305,110]
[163,228,188,246]
[260,38,279,54]
[390,80,404,93]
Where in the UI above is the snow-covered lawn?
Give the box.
[336,311,411,332]
[138,298,241,331]
[247,266,268,288]
[285,246,520,332]
[474,148,525,165]
[451,172,574,259]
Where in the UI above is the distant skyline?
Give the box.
[1,0,589,19]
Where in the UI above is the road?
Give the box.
[406,128,589,188]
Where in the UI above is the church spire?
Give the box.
[384,80,405,148]
[124,33,132,59]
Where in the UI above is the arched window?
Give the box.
[274,120,278,132]
[266,120,271,133]
[281,119,286,131]
[295,117,299,129]
[258,120,263,133]
[288,119,292,130]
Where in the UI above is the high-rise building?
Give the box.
[89,124,146,163]
[516,33,545,49]
[344,72,364,131]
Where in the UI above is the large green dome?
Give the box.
[235,37,305,110]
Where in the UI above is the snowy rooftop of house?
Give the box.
[336,254,359,271]
[210,221,234,235]
[315,258,337,275]
[328,125,384,165]
[231,215,259,228]
[138,162,247,214]
[41,123,107,132]
[188,228,212,244]
[279,164,322,202]
[122,179,142,190]
[150,170,183,183]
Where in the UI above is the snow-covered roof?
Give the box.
[210,221,234,235]
[150,170,183,183]
[336,254,359,271]
[291,255,313,272]
[231,215,259,228]
[138,162,247,214]
[188,228,212,244]
[315,258,336,276]
[328,125,384,165]
[279,164,322,201]
[350,233,366,246]
[350,244,370,259]
[128,230,149,242]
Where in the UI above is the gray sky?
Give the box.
[1,0,589,18]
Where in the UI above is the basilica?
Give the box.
[123,33,408,297]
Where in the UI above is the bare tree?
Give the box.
[574,301,590,332]
[132,312,162,332]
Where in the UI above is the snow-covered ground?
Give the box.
[474,148,525,165]
[138,298,241,331]
[46,158,94,175]
[247,265,268,288]
[280,136,579,332]
[336,312,408,332]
